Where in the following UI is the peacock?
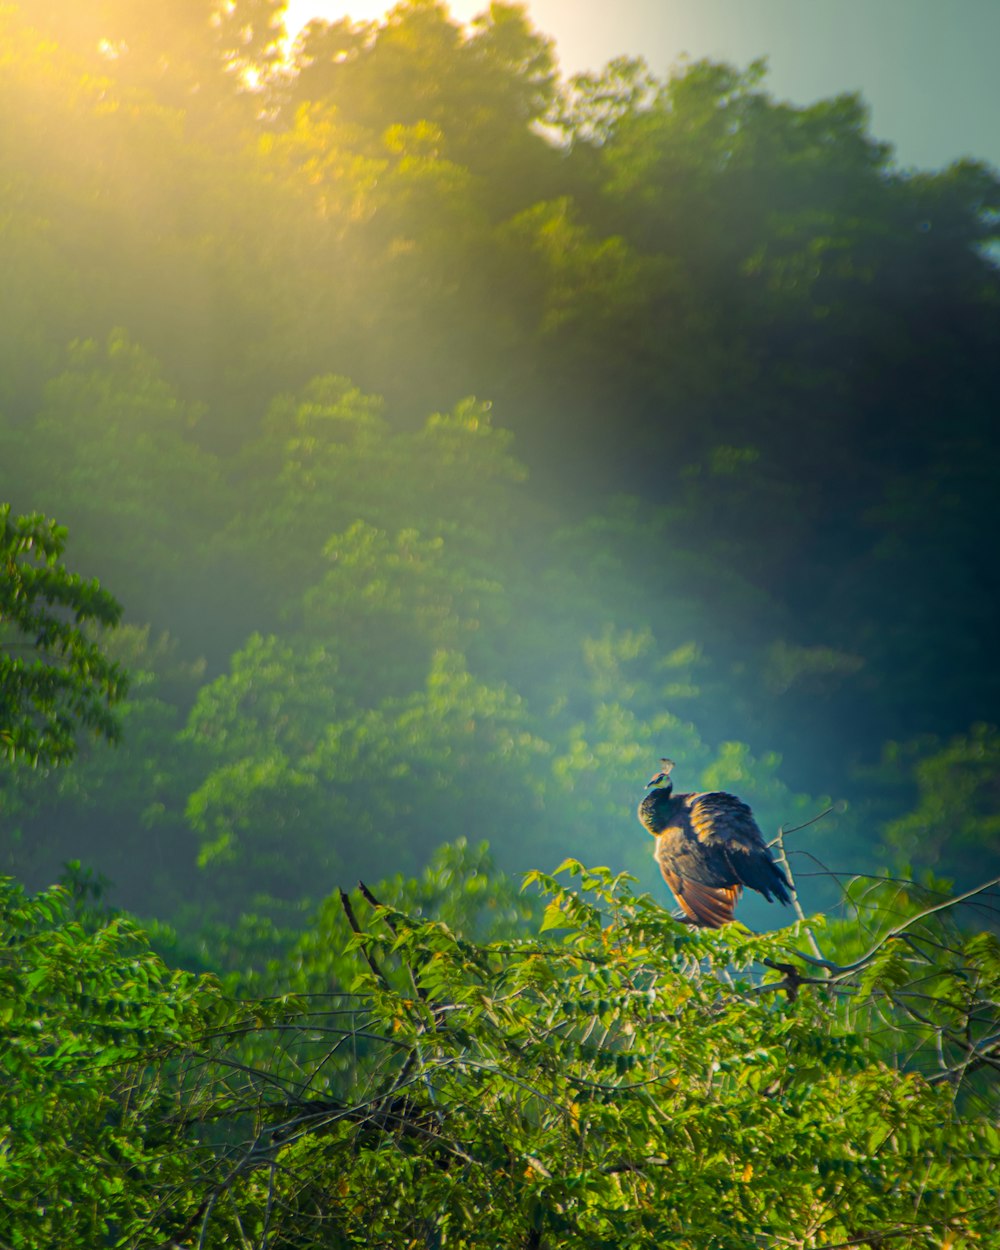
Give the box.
[637,759,793,927]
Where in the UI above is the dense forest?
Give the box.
[1,2,999,1243]
[3,0,1000,926]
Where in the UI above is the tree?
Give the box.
[284,1,557,183]
[4,0,1000,920]
[182,641,550,912]
[14,0,285,124]
[12,333,232,633]
[4,858,996,1247]
[880,724,1000,885]
[0,873,224,1247]
[0,506,127,766]
[0,627,207,914]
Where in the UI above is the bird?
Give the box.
[637,758,793,928]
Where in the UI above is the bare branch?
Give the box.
[789,876,1000,979]
[338,887,391,992]
[769,812,831,963]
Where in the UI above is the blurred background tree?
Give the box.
[0,506,127,766]
[1,0,998,939]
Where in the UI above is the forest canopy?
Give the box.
[2,0,999,926]
[2,2,1000,1244]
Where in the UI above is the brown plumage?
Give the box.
[637,759,792,927]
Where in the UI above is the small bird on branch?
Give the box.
[637,759,792,927]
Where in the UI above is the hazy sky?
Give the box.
[282,0,1000,173]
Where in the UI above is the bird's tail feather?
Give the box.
[675,877,742,928]
[725,847,793,906]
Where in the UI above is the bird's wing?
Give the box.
[687,792,792,905]
[654,831,743,928]
[687,792,764,849]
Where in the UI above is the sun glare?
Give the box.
[282,0,487,41]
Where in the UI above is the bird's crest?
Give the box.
[646,758,675,788]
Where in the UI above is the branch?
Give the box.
[813,1228,938,1250]
[766,806,834,845]
[757,958,830,1001]
[788,876,1000,979]
[359,880,431,1006]
[338,887,392,993]
[768,808,833,963]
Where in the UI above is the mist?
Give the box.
[2,0,999,942]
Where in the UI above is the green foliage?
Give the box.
[285,1,557,177]
[10,333,231,623]
[1,5,999,1240]
[0,874,223,1247]
[875,725,1000,884]
[3,862,996,1247]
[0,506,127,765]
[183,642,550,905]
[276,837,539,999]
[0,626,205,911]
[16,0,286,124]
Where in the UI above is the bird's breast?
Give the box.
[638,790,680,836]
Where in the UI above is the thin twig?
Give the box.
[261,1161,277,1250]
[769,812,830,963]
[359,880,430,1006]
[339,887,391,992]
[766,806,834,845]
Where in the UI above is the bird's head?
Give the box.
[646,758,676,792]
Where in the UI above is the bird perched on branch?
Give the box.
[637,759,792,927]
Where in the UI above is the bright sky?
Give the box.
[281,0,1000,173]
